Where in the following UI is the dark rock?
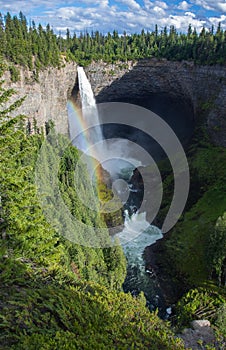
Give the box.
[85,59,226,147]
[179,320,216,349]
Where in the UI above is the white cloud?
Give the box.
[153,6,166,16]
[143,0,153,10]
[0,0,225,35]
[155,1,168,10]
[178,1,191,11]
[99,0,109,8]
[209,14,226,27]
[217,2,226,12]
[166,12,206,31]
[115,0,140,10]
[185,11,196,17]
[192,0,226,13]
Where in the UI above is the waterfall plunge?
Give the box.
[69,67,143,178]
[68,67,167,316]
[68,67,103,156]
[77,66,104,146]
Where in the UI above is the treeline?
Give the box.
[0,12,225,69]
[67,24,226,65]
[0,12,60,69]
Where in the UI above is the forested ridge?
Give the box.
[0,11,225,74]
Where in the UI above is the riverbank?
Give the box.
[144,235,188,306]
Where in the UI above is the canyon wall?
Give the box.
[85,59,226,146]
[2,62,77,134]
[2,59,225,146]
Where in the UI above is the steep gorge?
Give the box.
[3,59,226,147]
[2,59,226,343]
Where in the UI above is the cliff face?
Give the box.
[2,62,77,134]
[2,60,225,146]
[85,59,226,147]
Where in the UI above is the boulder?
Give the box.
[191,320,211,330]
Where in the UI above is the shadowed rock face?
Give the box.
[85,59,226,147]
[100,93,194,157]
[3,59,225,146]
[89,61,195,158]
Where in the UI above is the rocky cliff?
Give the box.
[2,62,77,134]
[85,59,226,147]
[2,59,225,146]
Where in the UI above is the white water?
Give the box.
[116,210,162,263]
[116,210,159,244]
[68,67,103,154]
[77,67,104,145]
[68,66,167,314]
[116,211,165,314]
[74,67,163,249]
[70,67,144,177]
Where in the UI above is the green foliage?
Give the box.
[0,60,126,290]
[1,11,61,69]
[161,142,226,285]
[57,142,126,288]
[8,64,20,82]
[97,180,124,230]
[208,213,226,285]
[174,287,225,330]
[66,24,226,65]
[0,257,185,350]
[215,303,226,337]
[0,12,225,69]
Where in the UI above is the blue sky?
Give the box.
[0,0,225,34]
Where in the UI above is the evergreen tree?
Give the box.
[0,12,225,67]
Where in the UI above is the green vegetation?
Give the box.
[154,129,226,339]
[208,213,226,286]
[0,12,225,73]
[174,288,225,330]
[0,12,60,70]
[0,258,185,349]
[0,59,186,349]
[8,64,20,82]
[66,24,226,65]
[161,141,226,285]
[0,62,126,289]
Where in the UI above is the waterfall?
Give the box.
[77,67,103,146]
[68,67,103,155]
[67,67,168,317]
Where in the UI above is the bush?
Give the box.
[174,287,225,330]
[9,65,20,82]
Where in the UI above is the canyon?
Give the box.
[2,59,226,147]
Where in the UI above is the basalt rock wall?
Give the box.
[85,59,226,147]
[2,59,226,146]
[2,62,77,134]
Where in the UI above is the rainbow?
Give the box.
[67,99,104,187]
